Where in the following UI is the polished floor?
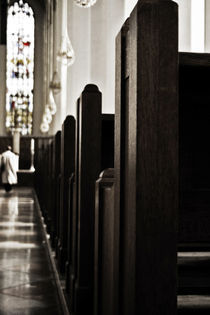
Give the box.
[0,187,63,315]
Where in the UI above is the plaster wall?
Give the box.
[66,0,91,118]
[124,0,137,18]
[175,0,191,52]
[52,0,125,124]
[89,0,124,114]
[2,0,210,136]
[205,0,210,52]
[50,0,92,131]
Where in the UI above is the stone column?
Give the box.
[13,130,20,155]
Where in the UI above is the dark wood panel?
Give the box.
[101,114,114,170]
[179,53,210,242]
[73,84,102,315]
[94,168,115,315]
[115,1,178,314]
[179,52,210,67]
[58,115,75,273]
[0,0,7,45]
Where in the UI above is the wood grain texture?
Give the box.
[115,1,178,314]
[58,115,75,273]
[179,52,210,67]
[94,168,115,315]
[179,53,210,243]
[73,84,102,315]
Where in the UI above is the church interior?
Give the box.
[0,0,209,314]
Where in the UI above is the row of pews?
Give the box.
[178,53,210,314]
[35,85,115,314]
[34,1,210,314]
[35,1,178,314]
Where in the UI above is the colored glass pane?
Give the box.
[6,0,34,135]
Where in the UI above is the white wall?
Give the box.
[51,0,92,130]
[62,0,124,118]
[89,0,124,114]
[124,0,137,19]
[3,0,210,136]
[174,0,191,52]
[66,0,91,118]
[205,0,210,52]
[175,0,209,53]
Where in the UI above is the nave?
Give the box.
[1,0,210,314]
[0,187,64,315]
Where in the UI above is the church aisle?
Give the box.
[0,187,63,315]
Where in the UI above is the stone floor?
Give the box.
[2,186,210,314]
[0,187,63,315]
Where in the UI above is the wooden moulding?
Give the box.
[73,84,102,315]
[58,115,75,273]
[94,168,115,315]
[53,131,61,257]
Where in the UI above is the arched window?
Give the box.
[6,0,35,135]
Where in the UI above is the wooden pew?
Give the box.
[179,52,210,244]
[65,112,114,297]
[35,133,61,249]
[45,131,62,248]
[64,85,114,314]
[94,168,115,315]
[65,172,76,293]
[69,85,102,315]
[52,131,62,253]
[177,53,210,314]
[35,137,53,222]
[33,87,114,315]
[94,1,178,315]
[45,138,54,235]
[34,138,44,206]
[57,116,75,273]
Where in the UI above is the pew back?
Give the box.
[179,52,210,243]
[115,1,178,315]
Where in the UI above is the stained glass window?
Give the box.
[6,0,35,135]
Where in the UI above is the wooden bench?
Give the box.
[94,1,178,314]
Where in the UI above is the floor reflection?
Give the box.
[0,187,63,314]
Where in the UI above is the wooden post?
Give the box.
[94,168,115,315]
[0,0,7,45]
[58,115,75,273]
[53,131,61,256]
[65,173,75,293]
[115,1,178,314]
[73,84,102,315]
